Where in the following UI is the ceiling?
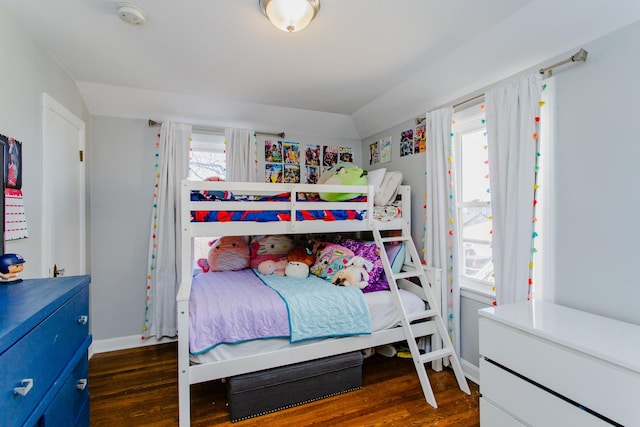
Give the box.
[1,0,639,138]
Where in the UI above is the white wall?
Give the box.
[362,119,427,252]
[0,6,90,275]
[553,20,640,325]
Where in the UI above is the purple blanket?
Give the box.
[189,269,289,354]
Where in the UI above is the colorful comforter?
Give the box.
[189,268,371,355]
[190,191,365,223]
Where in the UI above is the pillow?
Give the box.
[207,236,250,271]
[374,171,403,206]
[309,242,354,278]
[334,238,385,288]
[249,235,294,269]
[366,168,386,189]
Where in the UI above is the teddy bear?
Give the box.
[331,256,373,289]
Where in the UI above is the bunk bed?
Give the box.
[176,180,445,426]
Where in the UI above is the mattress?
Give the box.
[190,287,425,364]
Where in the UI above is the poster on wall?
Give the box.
[400,129,414,157]
[284,164,300,183]
[322,146,338,169]
[369,141,379,165]
[265,163,283,183]
[283,141,300,165]
[379,136,392,163]
[339,147,353,163]
[304,144,320,166]
[0,134,28,241]
[415,123,426,153]
[306,165,319,184]
[265,140,283,163]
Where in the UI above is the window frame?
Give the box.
[453,106,496,296]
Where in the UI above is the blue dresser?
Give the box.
[0,275,91,427]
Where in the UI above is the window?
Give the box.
[189,131,226,261]
[189,132,226,181]
[453,106,494,290]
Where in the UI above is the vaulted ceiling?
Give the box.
[1,0,639,138]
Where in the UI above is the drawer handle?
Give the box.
[76,379,88,391]
[77,315,88,325]
[14,379,33,396]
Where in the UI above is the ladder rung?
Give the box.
[418,348,453,364]
[380,235,411,243]
[393,271,420,280]
[406,309,438,322]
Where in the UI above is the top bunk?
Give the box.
[181,180,411,237]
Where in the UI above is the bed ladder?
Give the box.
[372,222,470,408]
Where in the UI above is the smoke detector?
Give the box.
[117,3,146,25]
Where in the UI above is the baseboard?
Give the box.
[89,334,177,358]
[461,358,479,385]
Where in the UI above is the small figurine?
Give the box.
[0,253,25,283]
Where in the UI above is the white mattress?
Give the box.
[190,288,425,364]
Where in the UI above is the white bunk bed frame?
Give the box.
[176,181,441,426]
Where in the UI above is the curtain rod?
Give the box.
[148,120,285,139]
[451,48,588,110]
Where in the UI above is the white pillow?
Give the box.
[367,168,386,189]
[375,171,403,206]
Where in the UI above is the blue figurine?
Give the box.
[0,253,25,283]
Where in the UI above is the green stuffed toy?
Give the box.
[319,163,368,201]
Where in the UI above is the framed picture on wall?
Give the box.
[2,135,22,190]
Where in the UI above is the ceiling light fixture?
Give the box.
[259,0,320,33]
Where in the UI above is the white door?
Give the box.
[42,93,86,277]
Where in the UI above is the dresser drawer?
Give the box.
[40,346,89,426]
[0,286,89,426]
[480,358,606,426]
[480,397,524,427]
[479,316,638,426]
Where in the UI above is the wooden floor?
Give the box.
[89,343,479,426]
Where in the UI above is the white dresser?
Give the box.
[479,300,640,426]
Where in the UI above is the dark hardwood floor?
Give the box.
[89,343,479,426]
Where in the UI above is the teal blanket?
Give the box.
[255,270,371,343]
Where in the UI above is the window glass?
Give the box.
[454,110,495,286]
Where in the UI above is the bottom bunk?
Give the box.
[177,267,443,425]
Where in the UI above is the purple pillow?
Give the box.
[334,238,387,293]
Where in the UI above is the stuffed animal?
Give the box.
[332,256,373,289]
[284,247,316,279]
[197,236,249,272]
[257,258,288,275]
[249,235,294,269]
[318,164,368,202]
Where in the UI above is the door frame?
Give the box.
[41,93,86,277]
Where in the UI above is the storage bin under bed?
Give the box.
[226,351,364,422]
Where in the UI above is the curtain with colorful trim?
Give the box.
[485,72,542,305]
[142,121,192,339]
[424,107,462,355]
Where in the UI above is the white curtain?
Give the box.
[225,128,257,182]
[485,73,542,305]
[143,121,192,339]
[425,107,461,354]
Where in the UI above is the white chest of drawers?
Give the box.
[479,300,640,426]
[0,275,91,427]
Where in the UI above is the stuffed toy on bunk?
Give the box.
[318,162,368,202]
[197,236,250,273]
[249,235,294,269]
[284,246,316,279]
[257,258,288,276]
[331,256,373,289]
